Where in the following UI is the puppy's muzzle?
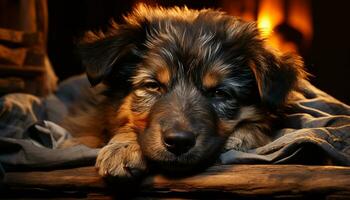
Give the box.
[162,130,196,155]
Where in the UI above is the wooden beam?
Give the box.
[0,64,45,77]
[2,165,350,198]
[0,28,40,46]
[23,48,45,66]
[0,45,27,65]
[0,77,25,93]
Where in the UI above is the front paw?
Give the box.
[95,142,147,180]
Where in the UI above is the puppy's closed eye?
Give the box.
[206,87,233,100]
[142,81,163,93]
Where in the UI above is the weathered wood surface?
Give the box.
[0,28,40,46]
[0,44,27,65]
[0,77,25,93]
[2,165,350,199]
[0,45,44,66]
[23,48,45,66]
[0,64,44,77]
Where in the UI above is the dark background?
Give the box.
[47,0,350,104]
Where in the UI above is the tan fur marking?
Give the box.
[106,94,150,137]
[156,67,170,85]
[203,61,232,89]
[61,105,106,148]
[105,95,133,138]
[203,72,220,89]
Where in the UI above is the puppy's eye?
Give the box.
[213,89,231,99]
[143,81,161,92]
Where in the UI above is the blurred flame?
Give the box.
[257,0,284,38]
[257,0,312,53]
[258,16,273,37]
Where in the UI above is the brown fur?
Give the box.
[62,4,306,180]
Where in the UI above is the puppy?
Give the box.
[63,4,306,179]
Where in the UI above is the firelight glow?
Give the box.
[258,16,273,37]
[257,0,283,38]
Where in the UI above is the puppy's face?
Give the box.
[130,25,261,171]
[79,4,305,172]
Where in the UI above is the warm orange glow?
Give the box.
[288,0,313,43]
[257,0,284,38]
[258,16,273,37]
[269,33,299,53]
[257,0,312,53]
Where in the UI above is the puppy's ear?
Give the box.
[78,22,146,86]
[251,49,306,108]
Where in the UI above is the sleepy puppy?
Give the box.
[63,4,306,179]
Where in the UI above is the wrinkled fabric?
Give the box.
[0,75,349,181]
[0,75,99,180]
[221,82,350,165]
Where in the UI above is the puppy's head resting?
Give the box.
[79,4,306,172]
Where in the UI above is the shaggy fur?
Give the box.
[62,4,306,179]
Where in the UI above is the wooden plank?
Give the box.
[0,45,27,65]
[35,0,48,43]
[0,28,40,46]
[0,45,44,66]
[0,77,25,93]
[3,167,105,191]
[2,165,350,198]
[18,0,37,33]
[23,48,45,66]
[142,165,350,197]
[0,64,44,77]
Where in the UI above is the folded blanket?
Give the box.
[1,75,349,180]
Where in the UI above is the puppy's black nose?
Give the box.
[163,131,195,155]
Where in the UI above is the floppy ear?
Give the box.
[78,22,146,86]
[251,49,306,108]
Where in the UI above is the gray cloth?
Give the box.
[221,83,350,165]
[0,75,99,178]
[0,75,349,180]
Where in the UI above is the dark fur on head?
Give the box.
[65,4,306,178]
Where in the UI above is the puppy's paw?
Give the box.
[224,136,244,151]
[95,142,147,180]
